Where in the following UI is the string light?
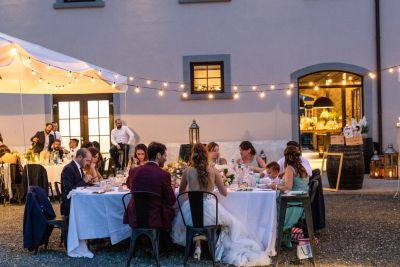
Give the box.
[389,68,394,73]
[31,70,36,76]
[286,89,292,96]
[182,91,188,98]
[27,57,31,63]
[270,85,275,90]
[112,82,116,88]
[67,71,72,78]
[163,82,168,87]
[252,86,257,90]
[233,92,240,99]
[114,74,119,79]
[10,47,17,56]
[46,82,50,87]
[68,82,72,87]
[368,72,376,79]
[289,83,294,88]
[314,86,319,91]
[129,76,134,81]
[91,77,95,83]
[158,89,164,96]
[180,83,185,89]
[46,64,52,71]
[342,80,347,85]
[208,93,214,99]
[146,80,152,85]
[309,82,314,86]
[74,77,79,82]
[97,70,102,76]
[233,86,238,91]
[259,91,266,98]
[79,72,83,77]
[134,86,140,93]
[38,78,43,83]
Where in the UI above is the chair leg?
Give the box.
[207,229,217,266]
[150,231,160,267]
[275,200,288,267]
[184,229,194,266]
[126,232,137,267]
[304,199,317,267]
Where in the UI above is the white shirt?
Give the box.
[277,156,312,177]
[73,159,83,178]
[52,131,62,142]
[70,148,77,159]
[111,125,135,146]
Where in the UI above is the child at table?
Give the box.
[259,161,280,185]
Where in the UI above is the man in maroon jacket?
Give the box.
[124,142,176,250]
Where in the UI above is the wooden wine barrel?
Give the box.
[326,144,365,190]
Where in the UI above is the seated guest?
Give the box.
[92,141,105,175]
[50,139,64,161]
[275,145,309,245]
[206,142,227,165]
[277,141,312,177]
[65,138,79,159]
[81,141,93,148]
[124,142,176,243]
[60,148,93,216]
[0,144,18,164]
[131,143,148,168]
[30,123,55,154]
[236,141,266,173]
[260,161,281,185]
[84,147,103,182]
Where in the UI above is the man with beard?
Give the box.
[109,119,134,169]
[50,139,64,162]
[124,142,176,254]
[60,148,93,216]
[30,123,55,154]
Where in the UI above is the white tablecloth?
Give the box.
[1,163,12,199]
[67,188,131,258]
[44,164,66,185]
[68,188,277,258]
[216,190,277,256]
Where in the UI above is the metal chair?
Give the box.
[122,191,162,267]
[54,181,62,203]
[176,191,219,266]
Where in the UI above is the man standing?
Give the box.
[51,122,62,145]
[60,148,93,216]
[124,142,176,247]
[30,123,55,154]
[110,119,134,169]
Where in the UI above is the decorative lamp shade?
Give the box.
[369,150,383,178]
[383,144,398,179]
[313,97,334,109]
[189,120,200,145]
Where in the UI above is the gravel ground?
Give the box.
[0,194,399,267]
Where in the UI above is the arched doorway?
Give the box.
[290,63,373,154]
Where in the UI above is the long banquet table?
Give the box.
[67,187,277,258]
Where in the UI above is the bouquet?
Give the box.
[163,159,188,188]
[222,168,235,187]
[23,147,35,162]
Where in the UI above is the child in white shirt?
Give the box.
[260,161,280,185]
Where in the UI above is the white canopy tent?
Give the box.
[0,32,127,94]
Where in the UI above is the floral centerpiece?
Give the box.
[163,159,188,188]
[23,147,36,162]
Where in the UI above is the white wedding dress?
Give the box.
[171,196,272,266]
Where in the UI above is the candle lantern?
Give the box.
[369,150,383,178]
[383,144,398,179]
[189,120,200,145]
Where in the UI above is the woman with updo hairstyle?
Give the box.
[206,142,227,166]
[236,141,266,173]
[171,143,272,265]
[275,145,309,244]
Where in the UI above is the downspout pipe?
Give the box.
[375,0,383,153]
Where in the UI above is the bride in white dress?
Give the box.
[171,144,271,266]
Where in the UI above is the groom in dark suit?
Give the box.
[30,123,55,154]
[125,142,176,243]
[60,148,93,216]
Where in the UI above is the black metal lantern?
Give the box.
[189,120,200,145]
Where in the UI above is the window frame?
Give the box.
[182,54,232,100]
[53,0,105,9]
[190,61,225,95]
